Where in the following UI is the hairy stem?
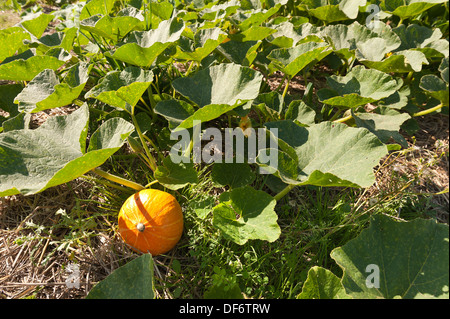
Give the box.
[91,168,145,191]
[413,103,444,117]
[274,184,296,201]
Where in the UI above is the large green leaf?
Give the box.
[171,63,263,108]
[418,56,449,106]
[260,121,388,188]
[267,41,332,78]
[154,99,195,129]
[19,12,54,38]
[338,0,367,19]
[80,13,145,42]
[86,254,155,299]
[381,0,448,19]
[211,162,256,188]
[0,27,31,62]
[317,66,399,108]
[232,4,283,31]
[0,49,69,82]
[217,40,262,66]
[14,63,92,113]
[0,105,134,197]
[24,28,78,54]
[419,74,449,106]
[174,27,227,62]
[393,24,449,58]
[174,103,241,131]
[331,215,449,299]
[320,22,401,61]
[79,0,116,20]
[154,156,198,190]
[352,110,411,147]
[85,66,154,113]
[297,266,351,299]
[0,84,23,116]
[212,186,281,245]
[303,0,351,23]
[107,17,185,67]
[269,22,322,48]
[359,49,429,73]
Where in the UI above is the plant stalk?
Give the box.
[91,168,145,191]
[274,184,296,201]
[413,103,444,117]
[131,113,157,171]
[334,114,353,123]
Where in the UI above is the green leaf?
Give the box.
[0,27,31,62]
[320,22,401,61]
[24,28,78,54]
[0,49,68,82]
[267,41,332,78]
[234,5,283,31]
[317,66,399,108]
[330,215,449,299]
[175,27,227,62]
[0,105,134,196]
[285,100,316,125]
[19,12,54,38]
[154,156,198,190]
[304,0,350,23]
[0,84,23,116]
[107,17,185,67]
[80,13,145,42]
[79,0,116,20]
[297,266,351,299]
[261,121,388,188]
[352,110,411,147]
[360,49,429,73]
[154,99,195,129]
[211,162,256,188]
[174,103,241,131]
[85,66,154,113]
[86,254,155,299]
[213,186,281,245]
[419,74,449,106]
[393,24,449,58]
[217,40,262,66]
[172,63,263,108]
[189,196,216,219]
[15,63,92,113]
[339,0,367,19]
[204,270,244,299]
[381,0,448,19]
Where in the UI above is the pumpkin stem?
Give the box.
[136,222,146,232]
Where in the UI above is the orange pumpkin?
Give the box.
[118,189,183,256]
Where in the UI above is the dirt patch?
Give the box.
[0,10,20,29]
